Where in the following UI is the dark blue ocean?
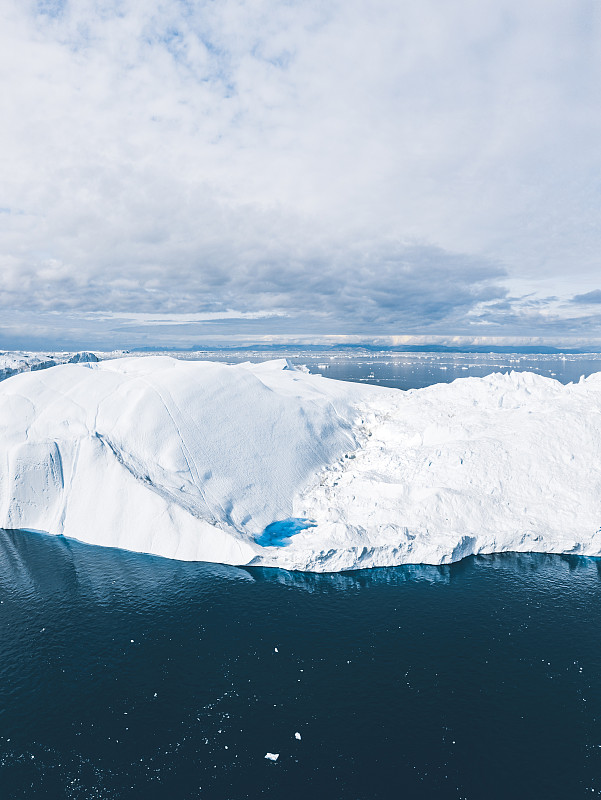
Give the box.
[3,353,601,799]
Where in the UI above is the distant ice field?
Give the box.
[125,349,601,390]
[4,348,601,389]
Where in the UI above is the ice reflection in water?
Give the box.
[2,530,601,799]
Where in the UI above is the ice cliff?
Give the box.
[1,356,601,571]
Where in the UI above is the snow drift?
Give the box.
[1,356,601,571]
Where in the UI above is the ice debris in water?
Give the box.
[265,753,279,762]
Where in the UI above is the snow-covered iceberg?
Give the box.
[0,351,99,383]
[1,356,601,571]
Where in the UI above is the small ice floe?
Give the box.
[265,752,279,762]
[295,732,301,740]
[274,647,278,653]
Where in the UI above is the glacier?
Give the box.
[1,355,601,571]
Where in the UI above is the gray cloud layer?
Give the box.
[1,0,600,347]
[573,290,601,305]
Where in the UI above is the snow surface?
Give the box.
[1,355,601,571]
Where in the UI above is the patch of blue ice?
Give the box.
[255,518,317,547]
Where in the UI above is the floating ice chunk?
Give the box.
[295,732,301,740]
[265,753,279,761]
[68,351,99,363]
[0,350,101,383]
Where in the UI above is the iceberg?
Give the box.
[1,355,601,571]
[0,351,100,383]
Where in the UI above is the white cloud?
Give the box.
[0,0,600,345]
[80,310,288,323]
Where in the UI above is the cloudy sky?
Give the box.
[1,0,600,349]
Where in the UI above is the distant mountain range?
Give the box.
[131,343,601,355]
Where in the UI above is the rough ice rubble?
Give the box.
[283,369,601,571]
[1,355,601,571]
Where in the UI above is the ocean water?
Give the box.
[3,353,601,799]
[2,531,601,799]
[169,350,601,390]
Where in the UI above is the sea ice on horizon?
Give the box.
[0,355,600,572]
